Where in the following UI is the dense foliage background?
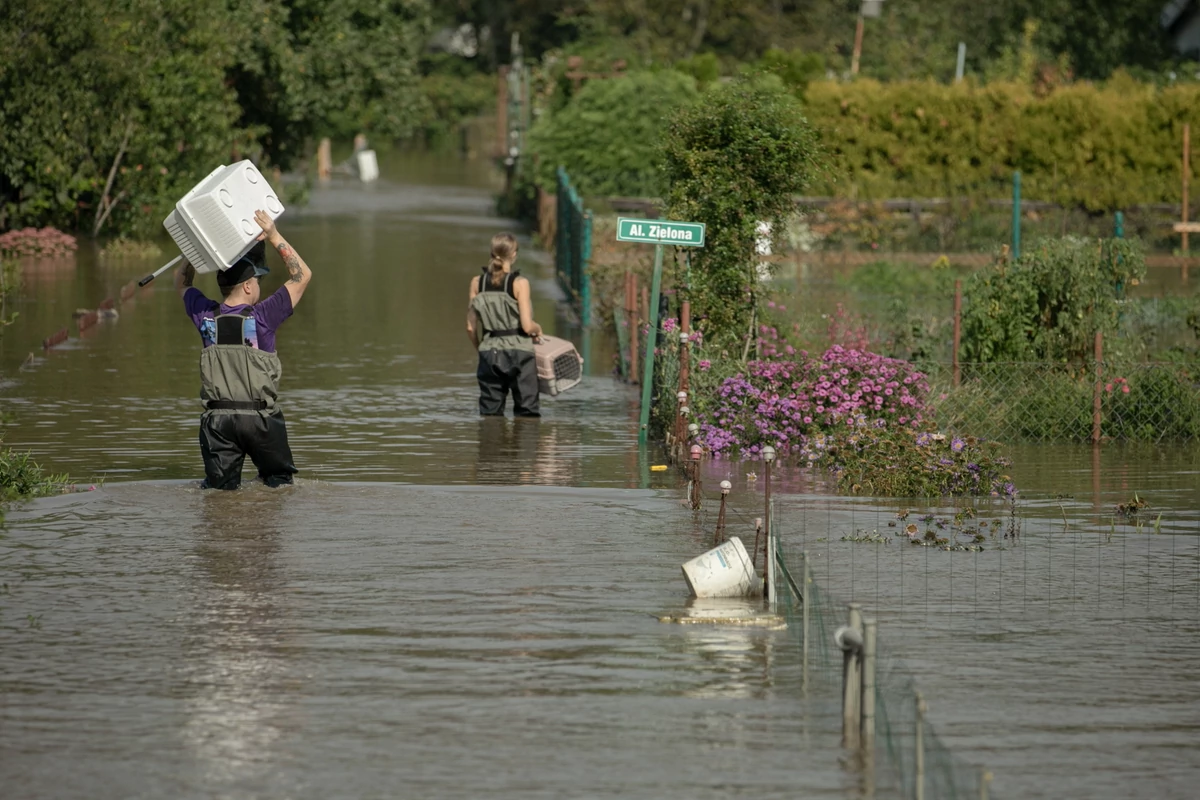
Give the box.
[0,0,430,238]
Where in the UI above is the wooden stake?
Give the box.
[952,279,962,387]
[850,15,864,76]
[1092,331,1103,445]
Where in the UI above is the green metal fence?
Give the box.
[554,166,592,329]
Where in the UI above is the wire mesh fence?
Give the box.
[554,167,593,326]
[687,470,1200,800]
[919,360,1200,443]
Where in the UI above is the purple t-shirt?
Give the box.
[184,286,293,353]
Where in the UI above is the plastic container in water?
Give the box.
[162,161,284,274]
[534,335,583,396]
[680,536,762,598]
[356,149,379,182]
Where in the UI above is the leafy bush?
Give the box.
[528,69,698,197]
[814,429,1015,498]
[661,77,821,344]
[960,236,1145,363]
[0,445,67,503]
[801,77,1200,210]
[414,72,496,142]
[0,228,77,259]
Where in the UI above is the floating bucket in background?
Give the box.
[681,536,762,598]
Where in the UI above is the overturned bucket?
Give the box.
[680,536,762,599]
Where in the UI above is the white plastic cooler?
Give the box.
[163,161,284,274]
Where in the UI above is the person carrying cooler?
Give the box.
[466,233,543,417]
[175,210,313,489]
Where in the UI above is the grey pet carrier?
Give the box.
[534,335,584,396]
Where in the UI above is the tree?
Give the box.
[660,77,821,347]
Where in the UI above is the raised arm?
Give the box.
[174,260,196,299]
[255,210,311,307]
[466,277,481,348]
[512,277,542,340]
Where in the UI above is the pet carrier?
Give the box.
[534,336,584,396]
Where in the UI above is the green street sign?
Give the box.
[616,217,705,247]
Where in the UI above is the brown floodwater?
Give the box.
[2,148,1199,799]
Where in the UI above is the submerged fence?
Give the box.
[681,458,1200,800]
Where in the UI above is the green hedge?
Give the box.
[802,76,1200,210]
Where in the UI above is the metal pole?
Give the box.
[638,244,664,445]
[1012,171,1021,260]
[952,279,962,387]
[1114,210,1124,239]
[581,210,593,368]
[861,619,877,750]
[915,691,926,800]
[767,498,777,610]
[762,458,773,582]
[955,42,966,83]
[629,272,639,384]
[802,551,810,691]
[1092,331,1103,445]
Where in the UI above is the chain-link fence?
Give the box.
[772,534,993,800]
[919,360,1200,443]
[554,167,593,327]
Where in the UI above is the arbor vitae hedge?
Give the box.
[802,77,1200,211]
[0,0,429,238]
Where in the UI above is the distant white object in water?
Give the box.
[356,149,379,183]
[681,536,762,598]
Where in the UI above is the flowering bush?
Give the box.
[695,345,932,456]
[0,228,77,259]
[807,428,1016,498]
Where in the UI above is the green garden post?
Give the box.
[638,244,665,446]
[581,210,593,369]
[1114,211,1124,238]
[1011,170,1021,260]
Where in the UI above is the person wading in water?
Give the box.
[466,233,543,417]
[175,210,313,488]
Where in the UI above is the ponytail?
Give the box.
[488,232,518,287]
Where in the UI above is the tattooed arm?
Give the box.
[254,209,312,308]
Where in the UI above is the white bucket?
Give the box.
[356,149,379,182]
[680,536,762,598]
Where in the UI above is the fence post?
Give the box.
[1114,210,1124,239]
[766,498,777,610]
[861,618,877,750]
[979,768,993,800]
[842,603,863,749]
[915,691,927,800]
[628,272,639,384]
[1011,171,1021,260]
[714,481,731,546]
[1092,331,1103,445]
[495,67,508,160]
[637,244,665,446]
[581,210,593,367]
[1184,122,1192,284]
[761,446,776,586]
[802,551,810,691]
[952,279,962,388]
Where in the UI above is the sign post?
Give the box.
[617,218,706,446]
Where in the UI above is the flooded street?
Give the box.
[3,149,1200,798]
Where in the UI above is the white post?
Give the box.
[802,551,811,692]
[766,498,777,610]
[862,618,877,750]
[955,42,966,83]
[915,691,927,800]
[980,768,993,800]
[842,603,863,748]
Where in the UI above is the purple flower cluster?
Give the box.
[697,345,932,455]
